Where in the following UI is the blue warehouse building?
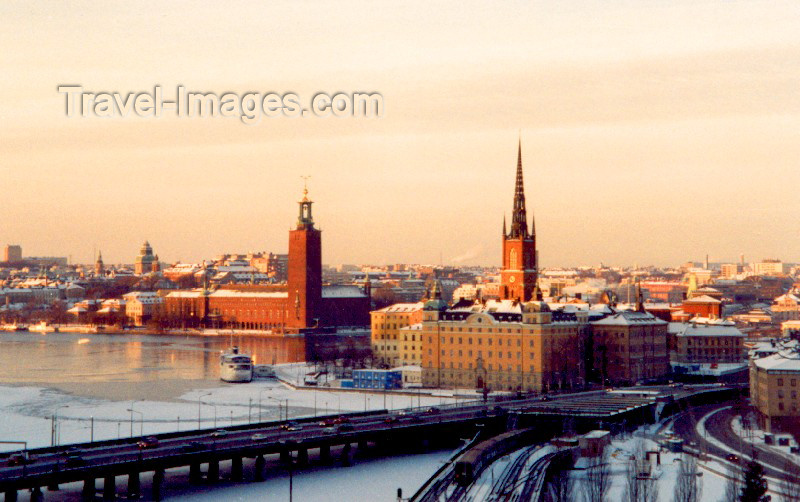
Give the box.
[352,369,402,390]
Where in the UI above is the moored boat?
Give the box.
[219,347,253,383]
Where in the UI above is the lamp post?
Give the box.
[127,400,142,437]
[257,389,271,422]
[52,405,69,446]
[127,408,143,437]
[198,392,212,429]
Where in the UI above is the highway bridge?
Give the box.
[0,384,743,501]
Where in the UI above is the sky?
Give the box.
[1,0,799,268]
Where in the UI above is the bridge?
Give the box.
[0,384,742,501]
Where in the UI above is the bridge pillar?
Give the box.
[207,460,220,482]
[81,478,95,500]
[30,487,44,502]
[319,444,331,463]
[357,440,369,454]
[280,448,291,464]
[296,448,308,466]
[231,456,243,481]
[4,490,17,502]
[189,463,202,484]
[341,443,352,466]
[103,476,115,500]
[47,479,59,491]
[254,455,266,481]
[127,471,141,498]
[152,468,165,501]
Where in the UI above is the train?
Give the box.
[453,427,544,486]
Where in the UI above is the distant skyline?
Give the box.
[2,1,800,267]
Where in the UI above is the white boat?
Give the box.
[219,347,253,383]
[0,323,28,332]
[29,321,58,333]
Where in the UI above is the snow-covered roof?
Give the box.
[591,310,667,327]
[674,323,745,338]
[684,295,721,304]
[375,302,424,313]
[753,347,800,372]
[322,285,367,299]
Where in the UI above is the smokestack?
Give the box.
[704,254,709,270]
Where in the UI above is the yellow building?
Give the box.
[751,345,800,436]
[370,302,423,367]
[420,297,587,392]
[399,322,424,366]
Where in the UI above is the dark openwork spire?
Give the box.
[509,138,529,239]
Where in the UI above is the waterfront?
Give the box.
[0,330,368,401]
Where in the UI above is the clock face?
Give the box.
[509,276,516,283]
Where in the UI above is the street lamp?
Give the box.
[258,389,272,423]
[126,408,143,437]
[51,404,69,446]
[198,392,212,429]
[200,401,218,428]
[128,400,142,437]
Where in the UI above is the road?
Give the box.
[671,403,798,480]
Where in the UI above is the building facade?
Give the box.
[164,187,369,333]
[370,302,423,367]
[751,346,800,436]
[2,245,22,263]
[590,306,669,386]
[419,143,585,392]
[671,323,746,365]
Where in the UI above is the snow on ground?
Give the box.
[0,370,462,451]
[0,369,465,500]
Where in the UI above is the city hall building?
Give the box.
[165,187,369,333]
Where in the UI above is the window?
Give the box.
[779,378,785,386]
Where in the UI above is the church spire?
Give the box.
[509,138,529,239]
[502,213,507,237]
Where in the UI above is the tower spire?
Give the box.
[502,214,507,237]
[509,137,528,238]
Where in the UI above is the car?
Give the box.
[322,426,336,434]
[333,416,351,424]
[725,454,740,463]
[319,418,336,427]
[64,453,85,467]
[211,429,228,438]
[384,416,399,424]
[539,395,551,402]
[7,453,32,466]
[280,421,303,431]
[397,409,413,416]
[179,441,204,453]
[424,407,440,415]
[251,433,269,441]
[337,424,354,432]
[137,436,159,449]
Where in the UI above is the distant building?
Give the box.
[772,293,800,322]
[671,322,746,367]
[754,259,788,277]
[123,291,164,326]
[134,241,160,275]
[720,263,742,278]
[3,245,22,263]
[94,251,105,276]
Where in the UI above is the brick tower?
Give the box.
[500,140,539,301]
[287,184,322,329]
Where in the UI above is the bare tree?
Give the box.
[780,459,800,502]
[546,454,575,502]
[722,463,743,502]
[624,440,660,502]
[674,453,702,502]
[584,447,612,502]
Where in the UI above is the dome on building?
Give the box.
[523,300,550,313]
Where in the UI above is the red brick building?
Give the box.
[165,187,369,333]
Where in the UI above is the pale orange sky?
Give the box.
[1,0,799,267]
